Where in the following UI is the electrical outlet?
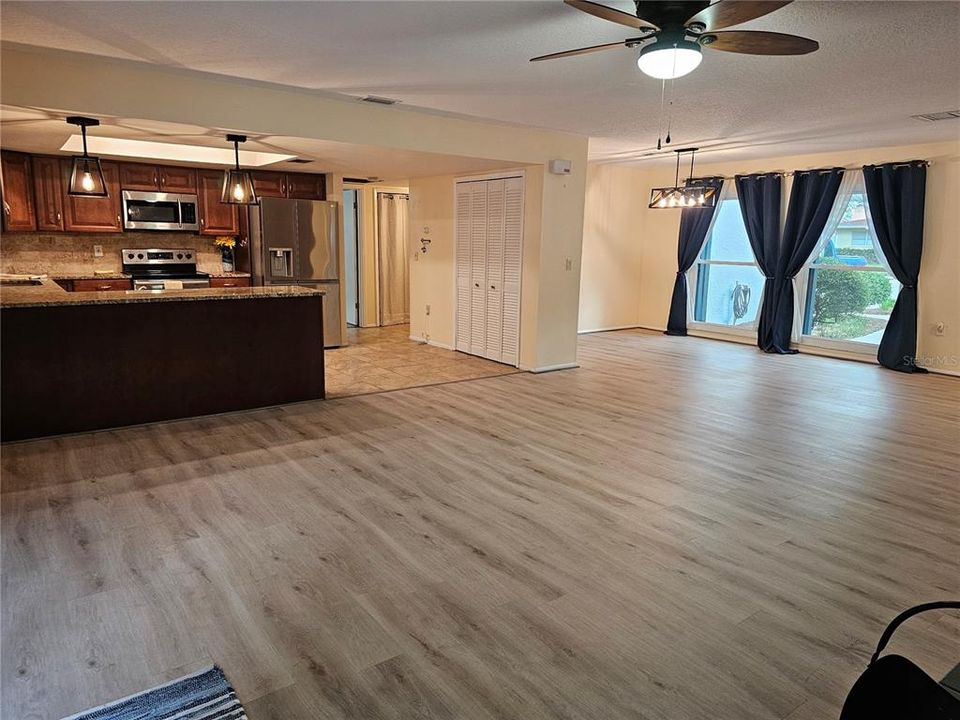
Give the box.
[934,322,946,336]
[425,304,431,316]
[93,245,103,258]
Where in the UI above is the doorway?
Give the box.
[376,191,410,326]
[343,188,360,327]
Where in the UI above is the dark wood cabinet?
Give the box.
[60,160,122,233]
[251,171,286,199]
[1,151,37,232]
[119,162,160,191]
[197,169,238,236]
[70,278,132,292]
[286,172,326,200]
[159,166,197,193]
[120,163,197,194]
[32,156,64,231]
[209,276,252,288]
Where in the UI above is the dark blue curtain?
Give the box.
[735,174,781,351]
[665,177,723,336]
[863,162,928,373]
[774,168,844,353]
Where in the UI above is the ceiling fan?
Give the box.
[531,0,818,79]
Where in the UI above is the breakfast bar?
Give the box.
[1,279,325,441]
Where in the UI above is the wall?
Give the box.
[579,140,960,373]
[3,45,589,369]
[1,231,229,276]
[409,166,557,370]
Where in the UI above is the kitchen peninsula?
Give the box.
[1,279,325,441]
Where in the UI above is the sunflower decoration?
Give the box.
[214,236,237,272]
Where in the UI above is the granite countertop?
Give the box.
[1,277,323,309]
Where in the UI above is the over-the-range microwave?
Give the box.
[122,190,200,232]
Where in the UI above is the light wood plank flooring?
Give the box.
[2,329,958,719]
[325,324,519,398]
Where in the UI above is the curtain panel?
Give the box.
[863,162,928,373]
[665,177,724,336]
[735,173,782,351]
[377,192,410,326]
[774,168,845,353]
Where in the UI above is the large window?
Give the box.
[692,189,765,329]
[799,184,899,346]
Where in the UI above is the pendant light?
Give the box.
[648,147,718,210]
[220,134,258,205]
[65,116,108,197]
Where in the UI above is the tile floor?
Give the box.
[324,323,520,398]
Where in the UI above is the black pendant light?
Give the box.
[221,134,258,205]
[648,147,718,210]
[66,116,108,197]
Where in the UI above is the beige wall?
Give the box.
[580,140,960,373]
[3,45,588,368]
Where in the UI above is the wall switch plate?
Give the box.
[93,245,103,258]
[564,257,573,271]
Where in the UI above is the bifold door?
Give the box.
[455,176,522,366]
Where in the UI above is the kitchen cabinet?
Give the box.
[251,171,325,200]
[251,171,286,199]
[1,151,37,232]
[32,156,64,231]
[286,173,326,200]
[120,163,197,193]
[197,169,239,236]
[60,159,123,233]
[210,276,252,288]
[70,278,132,292]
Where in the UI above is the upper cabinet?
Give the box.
[33,156,65,231]
[251,170,325,201]
[1,151,37,232]
[60,159,123,233]
[197,169,238,236]
[120,163,197,193]
[286,173,326,200]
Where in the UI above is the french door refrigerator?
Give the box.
[250,197,343,347]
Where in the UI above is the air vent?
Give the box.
[911,110,960,122]
[288,158,313,164]
[360,95,400,106]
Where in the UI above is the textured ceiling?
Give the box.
[1,1,959,165]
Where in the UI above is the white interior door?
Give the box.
[454,175,523,366]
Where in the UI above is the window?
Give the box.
[800,182,899,346]
[692,189,765,330]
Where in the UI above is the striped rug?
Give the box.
[60,666,247,720]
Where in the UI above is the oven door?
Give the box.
[123,191,199,231]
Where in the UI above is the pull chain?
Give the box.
[657,78,666,150]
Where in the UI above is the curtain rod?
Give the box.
[697,160,930,181]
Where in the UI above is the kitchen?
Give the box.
[0,126,340,441]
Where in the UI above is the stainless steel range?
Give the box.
[122,248,211,291]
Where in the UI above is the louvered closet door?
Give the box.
[500,177,523,366]
[469,183,488,357]
[484,179,505,362]
[455,184,473,353]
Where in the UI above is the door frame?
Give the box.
[342,188,361,327]
[452,169,525,368]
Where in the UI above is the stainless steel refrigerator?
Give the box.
[250,197,342,347]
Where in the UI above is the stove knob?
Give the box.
[127,253,134,259]
[176,253,183,260]
[137,253,144,259]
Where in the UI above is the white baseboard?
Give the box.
[578,324,644,334]
[928,366,960,377]
[524,362,580,374]
[409,335,455,351]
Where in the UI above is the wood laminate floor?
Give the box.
[325,324,519,398]
[2,330,958,719]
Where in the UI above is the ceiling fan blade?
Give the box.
[564,0,658,31]
[701,30,818,55]
[530,40,629,62]
[685,1,793,30]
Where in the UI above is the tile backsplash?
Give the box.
[0,231,229,275]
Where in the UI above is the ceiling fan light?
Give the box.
[637,40,702,79]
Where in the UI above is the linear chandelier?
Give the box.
[648,147,718,209]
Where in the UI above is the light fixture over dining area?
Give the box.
[648,147,718,209]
